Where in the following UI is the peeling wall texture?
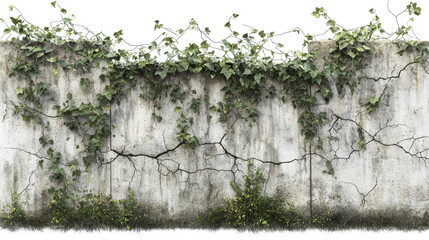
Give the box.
[1,41,429,221]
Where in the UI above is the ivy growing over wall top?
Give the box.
[0,1,428,229]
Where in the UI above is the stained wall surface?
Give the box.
[1,41,428,221]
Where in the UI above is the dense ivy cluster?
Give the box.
[0,1,427,229]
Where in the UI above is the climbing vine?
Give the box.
[0,1,427,229]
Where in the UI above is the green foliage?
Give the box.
[366,95,380,113]
[176,114,199,148]
[198,161,303,228]
[322,160,335,176]
[49,189,144,229]
[298,111,327,143]
[2,1,427,228]
[79,78,91,91]
[0,193,27,226]
[396,40,429,64]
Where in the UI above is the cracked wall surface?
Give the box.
[110,76,308,220]
[0,42,110,214]
[1,41,429,221]
[310,41,429,218]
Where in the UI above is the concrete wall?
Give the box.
[310,41,429,219]
[1,41,429,221]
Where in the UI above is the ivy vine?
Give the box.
[0,1,427,228]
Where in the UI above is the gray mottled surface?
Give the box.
[1,41,429,221]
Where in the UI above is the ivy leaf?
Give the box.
[156,66,169,79]
[47,57,57,63]
[79,78,90,91]
[221,67,233,80]
[9,5,13,11]
[16,86,24,95]
[254,74,263,85]
[348,51,356,58]
[204,27,211,35]
[44,45,54,53]
[315,77,322,85]
[309,70,318,79]
[52,69,59,75]
[60,8,67,14]
[89,115,97,122]
[239,78,245,86]
[204,62,214,71]
[326,160,334,173]
[339,42,348,50]
[322,160,335,175]
[10,17,19,25]
[243,68,252,75]
[32,47,43,53]
[369,96,378,105]
[224,22,231,28]
[300,62,312,72]
[326,19,336,27]
[39,136,47,146]
[51,1,57,7]
[317,139,323,150]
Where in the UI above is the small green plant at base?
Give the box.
[0,192,27,226]
[49,189,145,229]
[197,161,303,228]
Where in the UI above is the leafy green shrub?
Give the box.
[198,161,303,228]
[50,189,145,229]
[0,193,27,226]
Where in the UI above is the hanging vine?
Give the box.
[0,1,427,229]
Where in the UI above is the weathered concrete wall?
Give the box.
[310,41,429,219]
[1,41,429,221]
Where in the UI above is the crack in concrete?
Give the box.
[5,57,426,214]
[0,146,75,168]
[107,117,305,185]
[17,165,40,198]
[341,170,381,208]
[364,61,421,82]
[0,147,49,162]
[319,110,429,163]
[0,148,42,198]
